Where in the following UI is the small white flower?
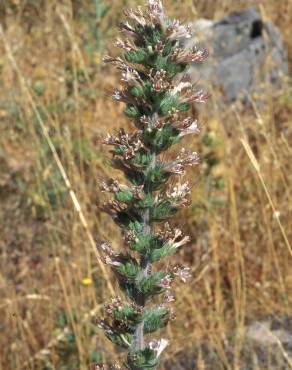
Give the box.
[148,0,164,20]
[184,152,200,166]
[121,68,140,85]
[149,338,169,357]
[112,90,122,101]
[180,120,200,136]
[172,235,190,249]
[173,266,192,283]
[167,20,192,40]
[124,8,147,27]
[171,81,192,95]
[164,290,175,302]
[100,242,119,257]
[169,182,190,199]
[114,38,135,52]
[181,89,208,104]
[102,255,122,267]
[164,163,184,174]
[157,275,172,289]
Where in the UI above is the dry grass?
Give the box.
[0,0,291,369]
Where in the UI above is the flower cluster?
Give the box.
[157,222,190,248]
[97,1,208,369]
[171,46,209,64]
[164,149,200,175]
[104,129,143,160]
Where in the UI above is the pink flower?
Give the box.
[178,118,200,137]
[148,0,164,21]
[166,20,192,40]
[164,151,200,174]
[172,47,209,63]
[173,266,192,283]
[121,68,141,85]
[157,275,172,289]
[100,242,118,257]
[164,290,175,302]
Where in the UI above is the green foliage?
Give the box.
[149,242,177,262]
[114,208,142,228]
[142,124,180,152]
[131,84,147,99]
[215,177,225,190]
[119,281,139,302]
[157,93,189,116]
[150,200,177,222]
[108,304,169,336]
[127,347,159,370]
[33,80,46,96]
[125,48,149,64]
[137,271,166,297]
[203,133,222,149]
[155,55,186,76]
[137,194,155,208]
[121,169,144,187]
[161,40,176,56]
[1,101,28,131]
[128,220,143,234]
[122,163,170,190]
[144,164,170,190]
[115,258,140,280]
[143,306,169,333]
[114,145,127,156]
[105,331,132,349]
[124,105,141,119]
[113,304,141,325]
[129,232,163,255]
[119,271,167,302]
[126,225,178,262]
[115,188,135,203]
[90,351,103,364]
[130,151,153,168]
[140,26,163,46]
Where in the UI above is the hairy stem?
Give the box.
[131,151,156,353]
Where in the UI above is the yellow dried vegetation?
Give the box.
[0,0,291,369]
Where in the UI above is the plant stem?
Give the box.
[131,150,156,353]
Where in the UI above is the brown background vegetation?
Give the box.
[0,0,291,369]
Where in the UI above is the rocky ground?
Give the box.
[164,316,292,369]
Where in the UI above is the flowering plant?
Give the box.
[98,1,208,368]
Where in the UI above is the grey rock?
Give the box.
[186,7,289,103]
[164,316,292,370]
[242,316,292,369]
[245,317,292,345]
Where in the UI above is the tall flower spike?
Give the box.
[99,1,208,368]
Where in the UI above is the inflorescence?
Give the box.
[98,1,208,369]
